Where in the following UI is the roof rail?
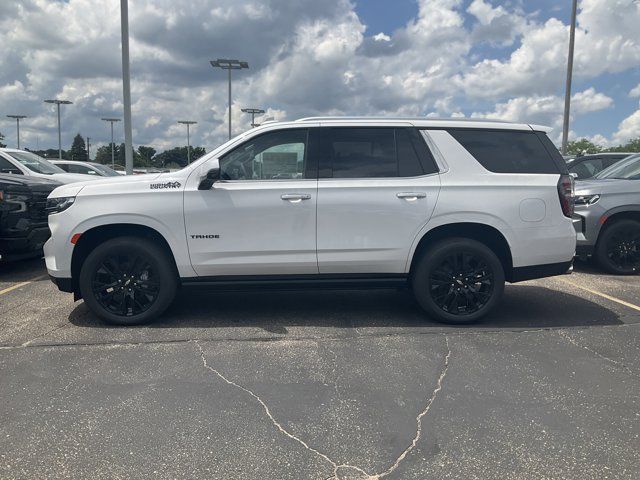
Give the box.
[295,116,520,124]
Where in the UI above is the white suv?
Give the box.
[44,118,576,325]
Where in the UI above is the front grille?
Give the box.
[29,191,50,222]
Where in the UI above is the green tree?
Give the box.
[566,138,603,156]
[0,131,6,148]
[95,144,119,165]
[137,146,156,165]
[69,133,88,162]
[606,138,640,153]
[153,146,206,168]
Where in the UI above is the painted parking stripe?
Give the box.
[0,275,48,296]
[559,277,640,312]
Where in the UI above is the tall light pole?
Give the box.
[210,59,249,140]
[177,120,197,164]
[241,108,265,128]
[120,0,134,175]
[44,99,73,159]
[6,115,27,149]
[562,0,578,155]
[86,137,91,160]
[102,118,121,168]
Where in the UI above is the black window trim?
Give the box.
[313,126,440,180]
[217,128,315,182]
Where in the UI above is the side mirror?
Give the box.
[569,172,578,179]
[198,160,220,190]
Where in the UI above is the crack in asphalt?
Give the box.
[557,330,640,380]
[194,336,451,480]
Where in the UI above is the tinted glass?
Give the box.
[595,155,640,180]
[56,163,70,172]
[6,151,65,175]
[90,163,120,176]
[67,163,97,175]
[330,128,396,178]
[449,130,560,174]
[220,129,307,180]
[0,157,23,174]
[396,128,424,177]
[569,158,603,179]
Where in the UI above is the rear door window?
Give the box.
[448,129,561,174]
[0,157,23,174]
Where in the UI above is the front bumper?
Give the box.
[49,274,74,293]
[0,225,51,261]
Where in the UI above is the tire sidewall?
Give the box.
[79,237,177,325]
[595,220,640,275]
[412,238,505,324]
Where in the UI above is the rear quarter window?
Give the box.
[448,129,562,174]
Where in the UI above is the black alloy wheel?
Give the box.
[596,220,640,274]
[428,252,494,315]
[92,253,160,317]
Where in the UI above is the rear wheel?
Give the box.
[412,238,505,324]
[79,236,177,325]
[595,219,640,275]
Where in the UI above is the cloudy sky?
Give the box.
[1,0,639,156]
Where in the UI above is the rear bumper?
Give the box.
[510,260,574,283]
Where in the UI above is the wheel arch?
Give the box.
[408,222,514,281]
[70,223,180,298]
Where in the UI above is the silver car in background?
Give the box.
[573,154,640,274]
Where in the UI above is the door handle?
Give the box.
[396,192,426,201]
[281,193,311,203]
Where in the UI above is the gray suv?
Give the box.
[574,154,640,274]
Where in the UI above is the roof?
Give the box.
[289,116,550,132]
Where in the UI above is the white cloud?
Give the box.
[630,84,640,98]
[613,109,640,144]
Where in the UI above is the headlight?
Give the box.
[46,196,76,214]
[574,194,601,206]
[0,191,29,212]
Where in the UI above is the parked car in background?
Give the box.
[0,174,60,261]
[0,149,102,184]
[45,117,576,326]
[574,154,640,274]
[567,152,635,180]
[51,160,120,177]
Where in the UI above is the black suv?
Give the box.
[0,174,60,261]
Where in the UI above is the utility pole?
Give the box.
[102,118,121,168]
[562,0,578,155]
[87,136,91,160]
[6,115,27,149]
[178,121,197,164]
[44,99,73,159]
[210,59,249,139]
[120,0,134,174]
[241,108,265,128]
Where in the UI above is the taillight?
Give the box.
[557,174,575,218]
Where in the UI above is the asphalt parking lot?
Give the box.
[1,259,639,480]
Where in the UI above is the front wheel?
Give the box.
[595,219,640,275]
[412,238,505,324]
[79,236,178,325]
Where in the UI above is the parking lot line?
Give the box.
[559,277,640,312]
[0,275,48,296]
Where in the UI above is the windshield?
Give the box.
[595,154,640,180]
[90,163,120,176]
[7,151,66,175]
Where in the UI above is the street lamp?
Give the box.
[44,99,73,159]
[241,108,265,128]
[210,59,249,140]
[6,115,27,149]
[561,0,578,155]
[120,0,134,175]
[177,120,197,164]
[86,137,91,161]
[102,118,121,168]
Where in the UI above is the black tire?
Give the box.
[595,219,640,275]
[412,238,505,324]
[79,236,178,325]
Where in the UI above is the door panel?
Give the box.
[316,176,440,273]
[184,180,318,276]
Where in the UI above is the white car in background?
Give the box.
[51,160,120,177]
[0,149,101,184]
